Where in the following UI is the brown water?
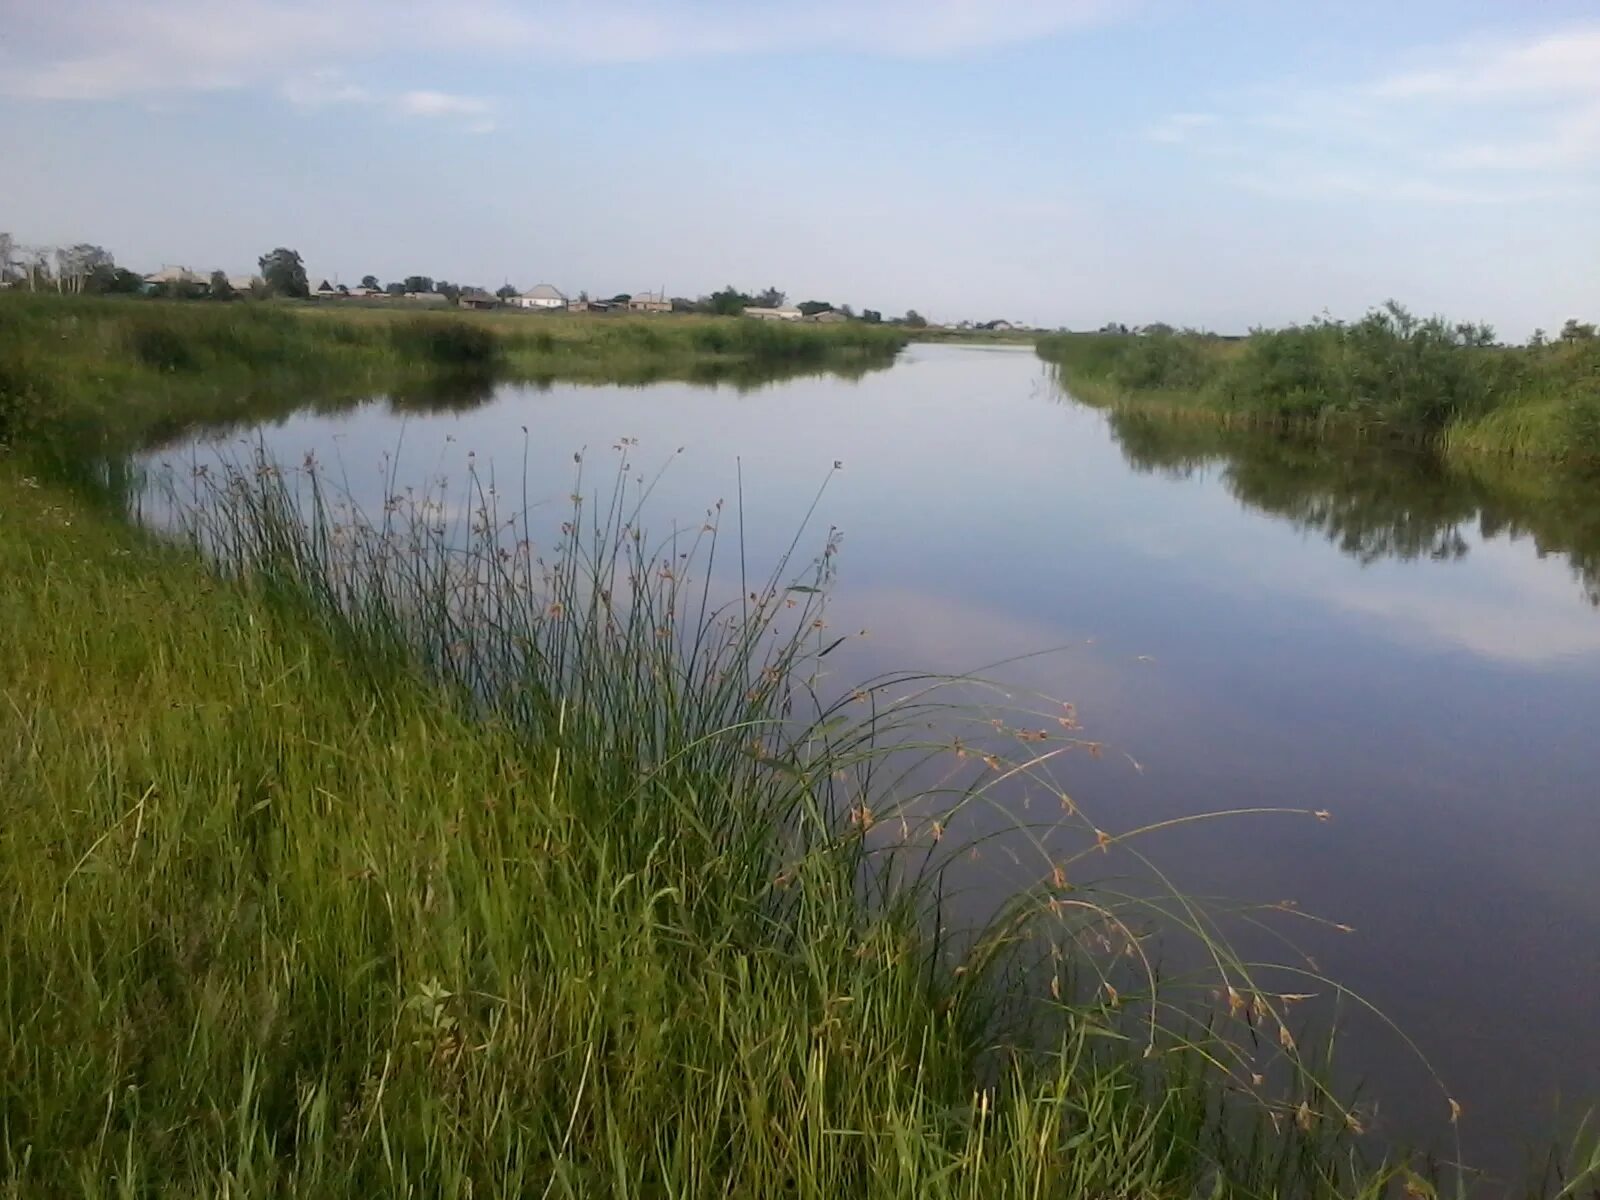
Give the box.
[142,341,1600,1184]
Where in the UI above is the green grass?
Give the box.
[1037,306,1600,463]
[0,294,908,456]
[4,293,1599,1194]
[0,447,1470,1197]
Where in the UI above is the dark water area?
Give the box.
[138,342,1600,1186]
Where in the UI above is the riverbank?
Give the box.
[1036,306,1600,464]
[0,294,907,455]
[1,452,1423,1195]
[9,315,1597,1193]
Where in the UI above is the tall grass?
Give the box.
[0,294,907,456]
[0,450,1459,1196]
[1037,305,1600,462]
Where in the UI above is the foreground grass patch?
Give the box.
[0,455,1439,1197]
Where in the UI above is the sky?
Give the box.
[2,0,1597,335]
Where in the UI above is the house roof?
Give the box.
[143,266,205,284]
[630,291,668,303]
[522,283,565,300]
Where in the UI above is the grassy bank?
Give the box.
[1037,305,1600,463]
[5,297,1596,1194]
[0,294,907,454]
[0,453,1444,1196]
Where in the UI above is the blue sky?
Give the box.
[3,0,1597,335]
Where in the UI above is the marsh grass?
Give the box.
[0,437,1470,1196]
[0,294,907,458]
[1037,308,1600,463]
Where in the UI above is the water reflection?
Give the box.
[1103,408,1600,605]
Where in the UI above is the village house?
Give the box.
[627,290,672,314]
[458,288,499,310]
[744,305,803,321]
[805,309,849,324]
[566,298,590,313]
[141,265,208,291]
[512,283,566,310]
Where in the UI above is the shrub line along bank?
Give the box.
[0,294,908,454]
[1036,304,1600,464]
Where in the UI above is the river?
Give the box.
[139,340,1600,1185]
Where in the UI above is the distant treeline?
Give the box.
[1037,304,1600,463]
[0,236,930,324]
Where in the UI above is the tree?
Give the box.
[496,283,519,300]
[1560,318,1597,343]
[360,274,380,291]
[54,244,114,294]
[839,304,855,319]
[798,300,833,317]
[258,247,309,298]
[902,309,928,329]
[609,293,632,304]
[386,281,406,296]
[91,266,144,295]
[861,309,882,324]
[26,247,53,291]
[402,275,434,294]
[0,232,14,284]
[436,281,462,304]
[753,286,786,309]
[209,270,237,301]
[707,286,750,316]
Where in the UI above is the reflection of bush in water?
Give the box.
[1106,409,1600,604]
[385,370,500,414]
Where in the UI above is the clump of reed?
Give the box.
[388,316,503,368]
[1,443,1460,1194]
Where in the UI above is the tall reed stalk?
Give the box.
[11,443,1460,1195]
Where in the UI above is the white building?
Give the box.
[142,265,207,287]
[743,306,803,321]
[512,283,567,309]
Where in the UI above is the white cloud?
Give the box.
[281,70,371,109]
[0,0,1121,105]
[1148,21,1600,207]
[1145,111,1217,144]
[1368,26,1600,101]
[275,73,494,130]
[396,90,490,118]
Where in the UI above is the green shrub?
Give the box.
[389,317,502,368]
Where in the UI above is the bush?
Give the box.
[390,318,502,368]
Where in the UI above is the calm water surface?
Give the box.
[143,343,1600,1182]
